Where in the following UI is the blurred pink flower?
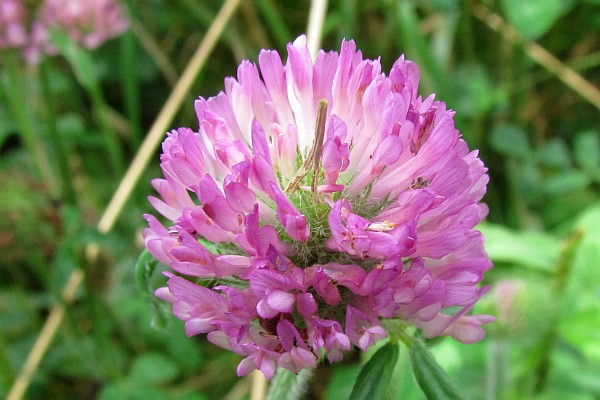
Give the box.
[144,35,494,378]
[0,0,28,50]
[25,0,128,63]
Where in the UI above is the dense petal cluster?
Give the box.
[0,0,128,63]
[144,36,494,379]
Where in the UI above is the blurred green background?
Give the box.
[1,0,600,399]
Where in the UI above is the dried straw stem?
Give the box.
[251,370,269,400]
[472,4,600,111]
[6,1,241,399]
[306,0,328,59]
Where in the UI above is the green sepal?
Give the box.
[133,249,169,329]
[349,341,400,400]
[134,248,158,295]
[409,339,464,400]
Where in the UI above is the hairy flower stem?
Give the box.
[266,367,313,400]
[533,230,584,393]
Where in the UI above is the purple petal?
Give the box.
[266,290,296,313]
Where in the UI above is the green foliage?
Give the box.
[574,131,600,173]
[129,352,179,385]
[479,223,559,272]
[490,124,531,160]
[48,30,97,92]
[0,106,14,149]
[500,0,574,39]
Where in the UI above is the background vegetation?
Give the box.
[1,0,600,399]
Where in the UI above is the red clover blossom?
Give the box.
[0,0,128,63]
[0,0,28,50]
[144,36,494,379]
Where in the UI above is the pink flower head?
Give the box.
[145,35,494,378]
[0,0,28,50]
[26,0,128,62]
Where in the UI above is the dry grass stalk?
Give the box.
[473,4,600,111]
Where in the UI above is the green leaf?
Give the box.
[165,332,204,373]
[410,339,463,400]
[478,223,559,271]
[50,241,78,297]
[130,387,170,400]
[325,365,361,400]
[535,138,571,169]
[490,124,530,159]
[571,234,600,292]
[134,249,171,329]
[48,29,97,91]
[266,367,313,400]
[574,204,600,237]
[99,384,171,400]
[349,341,400,400]
[452,65,499,119]
[97,383,129,400]
[176,393,208,400]
[427,0,462,13]
[134,249,158,295]
[559,302,600,363]
[574,130,600,171]
[543,171,590,195]
[500,0,574,39]
[567,205,600,293]
[130,352,179,385]
[0,106,15,150]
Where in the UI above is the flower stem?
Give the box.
[532,229,584,393]
[384,319,414,348]
[88,76,126,175]
[40,59,77,205]
[485,339,508,400]
[2,51,55,189]
[120,4,143,148]
[0,331,15,391]
[50,30,126,176]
